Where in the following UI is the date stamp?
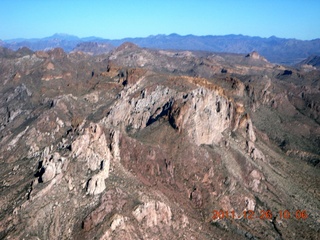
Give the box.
[212,209,308,220]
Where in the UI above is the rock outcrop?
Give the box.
[132,200,172,228]
[246,51,266,61]
[1,45,319,240]
[71,123,111,195]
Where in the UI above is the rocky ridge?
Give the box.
[3,34,320,64]
[0,44,319,239]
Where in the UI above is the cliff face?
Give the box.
[0,45,319,240]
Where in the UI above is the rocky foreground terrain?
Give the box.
[0,43,319,239]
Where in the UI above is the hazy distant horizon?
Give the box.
[1,0,320,40]
[2,32,320,42]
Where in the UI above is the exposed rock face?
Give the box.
[70,123,111,195]
[246,51,265,61]
[38,150,65,183]
[103,85,177,131]
[103,76,257,149]
[0,44,320,240]
[132,200,172,227]
[170,87,233,145]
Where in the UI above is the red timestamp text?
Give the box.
[212,209,308,220]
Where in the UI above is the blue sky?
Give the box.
[1,0,319,40]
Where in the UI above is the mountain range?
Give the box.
[0,41,319,239]
[1,33,320,65]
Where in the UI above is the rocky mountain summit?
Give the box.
[0,44,319,239]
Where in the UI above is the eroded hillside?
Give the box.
[0,44,319,240]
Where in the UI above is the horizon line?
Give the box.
[2,33,320,42]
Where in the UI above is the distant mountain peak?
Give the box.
[52,33,76,37]
[168,33,180,37]
[47,33,80,40]
[53,33,70,36]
